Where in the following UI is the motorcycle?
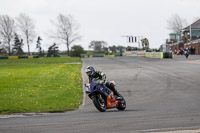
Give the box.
[184,49,190,58]
[85,79,126,112]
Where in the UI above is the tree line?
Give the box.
[0,13,81,56]
[1,13,190,57]
[71,41,145,57]
[0,13,147,57]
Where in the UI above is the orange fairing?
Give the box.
[106,92,119,109]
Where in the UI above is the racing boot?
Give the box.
[112,88,123,100]
[106,82,122,100]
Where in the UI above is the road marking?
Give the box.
[0,113,45,118]
[182,60,200,65]
[81,89,86,106]
[141,126,200,133]
[148,130,200,133]
[63,62,81,64]
[80,66,86,107]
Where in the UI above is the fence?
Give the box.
[0,56,39,59]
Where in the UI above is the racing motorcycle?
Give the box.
[85,79,126,112]
[184,49,190,59]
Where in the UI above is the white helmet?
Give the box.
[85,66,95,76]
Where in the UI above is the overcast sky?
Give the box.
[1,0,200,51]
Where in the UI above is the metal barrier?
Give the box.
[0,56,39,59]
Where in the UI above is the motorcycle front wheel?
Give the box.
[92,94,106,112]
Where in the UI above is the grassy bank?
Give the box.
[0,57,81,64]
[0,57,82,114]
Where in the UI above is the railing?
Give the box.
[170,41,182,46]
[170,39,200,46]
[185,38,200,45]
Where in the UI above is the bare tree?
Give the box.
[50,14,81,56]
[193,17,200,22]
[16,13,36,55]
[167,14,188,33]
[0,15,15,55]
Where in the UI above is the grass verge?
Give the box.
[0,57,82,114]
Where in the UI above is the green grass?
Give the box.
[0,57,82,114]
[0,57,81,64]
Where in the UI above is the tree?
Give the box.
[167,14,188,33]
[126,46,137,51]
[50,14,81,56]
[70,45,84,57]
[116,45,126,54]
[0,15,15,55]
[103,47,109,54]
[141,38,149,49]
[12,33,24,55]
[0,41,7,55]
[89,41,108,53]
[0,41,3,54]
[36,36,44,57]
[47,43,59,57]
[16,13,36,55]
[109,45,117,53]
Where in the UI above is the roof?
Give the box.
[183,19,200,30]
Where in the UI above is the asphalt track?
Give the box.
[0,55,200,133]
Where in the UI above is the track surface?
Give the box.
[0,56,200,133]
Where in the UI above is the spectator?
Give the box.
[193,47,195,55]
[177,49,180,55]
[180,48,184,55]
[174,48,177,55]
[189,46,192,54]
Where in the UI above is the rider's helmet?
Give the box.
[85,66,95,76]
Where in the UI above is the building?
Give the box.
[182,19,200,41]
[169,33,181,43]
[170,19,200,55]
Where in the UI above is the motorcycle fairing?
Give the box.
[106,91,119,109]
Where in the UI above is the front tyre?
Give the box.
[92,95,106,112]
[117,94,126,110]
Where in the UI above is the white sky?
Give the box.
[0,0,200,52]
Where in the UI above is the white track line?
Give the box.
[141,126,200,133]
[81,65,86,107]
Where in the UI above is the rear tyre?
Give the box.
[92,94,106,112]
[117,94,126,110]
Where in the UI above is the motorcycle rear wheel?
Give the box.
[92,95,106,112]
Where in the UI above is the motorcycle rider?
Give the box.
[85,66,122,100]
[184,47,190,59]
